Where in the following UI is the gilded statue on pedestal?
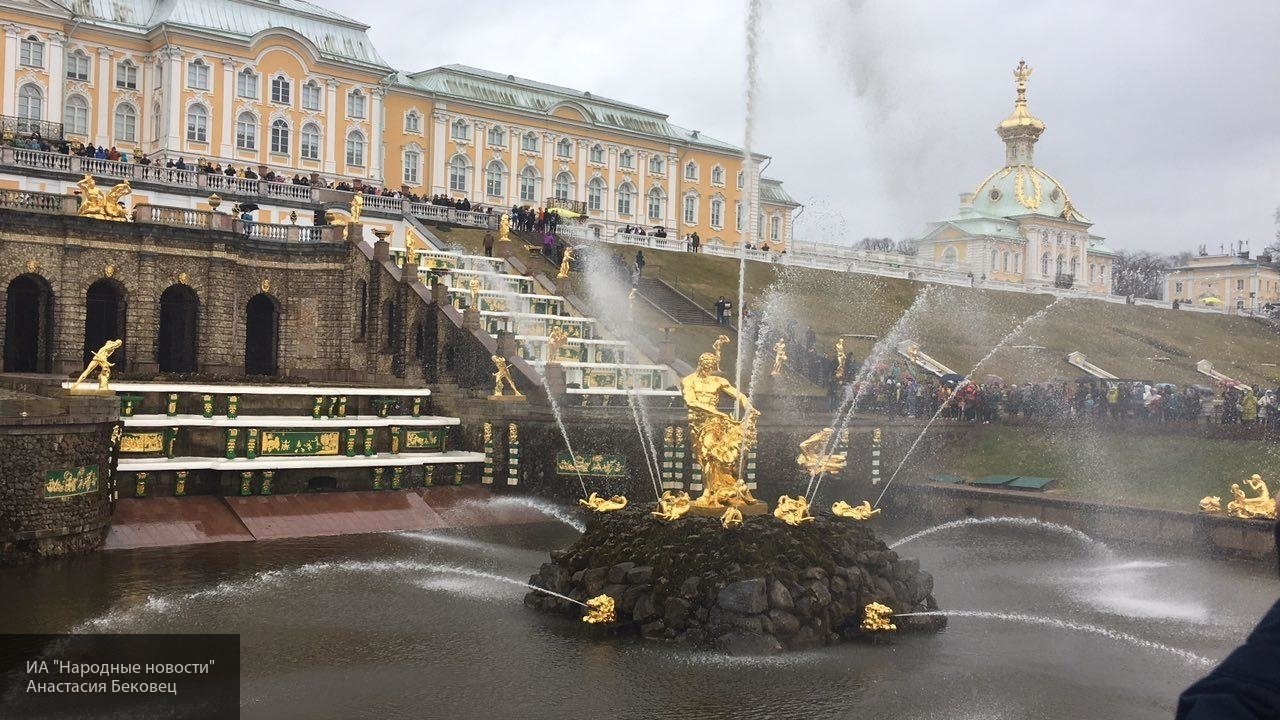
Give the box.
[491,355,524,397]
[832,500,881,521]
[579,492,627,512]
[771,341,787,377]
[835,337,846,380]
[404,233,420,267]
[468,276,482,309]
[349,193,363,223]
[1226,474,1276,520]
[582,594,616,624]
[681,352,761,510]
[547,326,568,361]
[721,506,743,529]
[70,339,123,392]
[557,247,575,279]
[652,490,692,521]
[76,175,131,221]
[861,602,897,632]
[774,495,814,526]
[499,213,511,242]
[797,428,847,476]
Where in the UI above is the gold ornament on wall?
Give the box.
[177,272,189,285]
[104,263,117,278]
[75,174,132,221]
[261,279,271,293]
[25,260,37,273]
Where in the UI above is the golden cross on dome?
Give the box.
[1013,59,1033,102]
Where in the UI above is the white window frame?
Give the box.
[237,69,259,99]
[556,138,573,158]
[589,144,604,164]
[270,75,291,105]
[485,160,505,197]
[300,123,321,161]
[487,125,506,147]
[186,104,209,143]
[712,165,725,185]
[235,112,257,150]
[554,171,573,201]
[449,155,469,192]
[617,183,634,216]
[64,95,89,135]
[770,216,781,242]
[347,90,366,119]
[450,119,469,141]
[405,110,421,134]
[115,60,138,90]
[521,132,539,153]
[735,201,743,231]
[345,131,366,166]
[66,50,90,81]
[19,36,44,68]
[519,166,539,202]
[587,177,604,211]
[302,81,322,111]
[113,102,137,142]
[710,198,724,229]
[647,188,664,220]
[619,150,634,169]
[403,148,422,185]
[17,84,42,122]
[187,59,210,91]
[683,194,698,225]
[269,118,290,155]
[649,155,664,174]
[684,161,698,181]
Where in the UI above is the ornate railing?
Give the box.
[265,182,311,201]
[545,197,588,215]
[0,188,77,215]
[135,204,212,228]
[359,192,403,212]
[1,114,64,141]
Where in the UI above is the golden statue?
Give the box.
[861,602,897,632]
[721,506,743,529]
[713,334,731,364]
[71,339,123,392]
[468,276,482,309]
[1198,496,1222,513]
[832,500,881,521]
[652,490,692,521]
[557,247,575,279]
[1226,474,1276,520]
[771,340,787,377]
[547,326,568,361]
[349,193,363,223]
[835,337,846,380]
[579,492,627,512]
[582,594,616,624]
[499,213,511,242]
[774,495,814,526]
[797,428,847,476]
[324,209,349,227]
[492,355,524,397]
[681,352,762,510]
[76,175,131,221]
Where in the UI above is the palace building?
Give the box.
[915,61,1114,294]
[0,0,798,247]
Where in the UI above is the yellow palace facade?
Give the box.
[0,0,798,247]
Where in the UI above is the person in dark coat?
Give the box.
[1177,520,1280,719]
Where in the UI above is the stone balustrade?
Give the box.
[0,187,79,215]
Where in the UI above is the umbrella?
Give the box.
[1201,296,1222,306]
[940,373,966,387]
[546,207,581,219]
[237,202,260,213]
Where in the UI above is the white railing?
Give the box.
[79,156,133,178]
[241,221,291,241]
[360,193,404,213]
[265,182,312,201]
[13,147,73,172]
[137,204,210,228]
[205,173,260,195]
[0,187,76,214]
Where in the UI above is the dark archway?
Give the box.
[158,284,199,373]
[244,293,279,376]
[84,278,127,368]
[4,273,54,373]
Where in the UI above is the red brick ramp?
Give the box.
[104,497,254,549]
[416,486,567,527]
[222,491,447,540]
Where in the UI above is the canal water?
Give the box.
[1,509,1274,720]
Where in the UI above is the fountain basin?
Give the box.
[525,506,944,654]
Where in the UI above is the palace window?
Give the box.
[521,132,539,152]
[712,165,725,185]
[770,216,781,242]
[113,103,137,142]
[302,81,322,111]
[710,198,724,228]
[115,60,138,90]
[448,155,469,192]
[19,36,44,68]
[269,119,290,155]
[587,177,604,211]
[17,85,42,122]
[944,247,959,265]
[617,182,635,216]
[300,124,321,160]
[1175,281,1183,294]
[405,110,421,134]
[404,148,421,185]
[64,95,89,135]
[270,76,291,105]
[619,149,634,169]
[519,166,539,202]
[450,119,469,141]
[151,101,161,141]
[556,138,573,158]
[737,171,744,189]
[1237,279,1245,291]
[485,160,505,197]
[991,250,999,269]
[589,144,604,163]
[347,90,366,119]
[186,104,208,143]
[1003,251,1011,272]
[1041,253,1050,275]
[237,69,259,99]
[649,155,664,174]
[187,59,210,90]
[1070,257,1078,277]
[683,194,697,225]
[648,187,664,221]
[345,131,366,166]
[66,50,90,81]
[1089,264,1096,283]
[735,201,743,231]
[235,112,257,150]
[684,161,698,181]
[554,171,573,201]
[487,126,506,147]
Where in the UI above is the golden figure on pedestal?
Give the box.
[547,326,568,361]
[499,213,511,242]
[1226,474,1275,520]
[771,341,787,377]
[70,339,123,392]
[467,276,482,309]
[491,355,524,397]
[774,495,814,526]
[579,492,628,512]
[404,233,420,268]
[721,506,743,529]
[582,594,616,624]
[75,175,132,221]
[681,352,762,511]
[835,337,846,380]
[796,428,847,476]
[832,500,881,521]
[349,193,363,223]
[861,602,897,632]
[652,490,692,521]
[557,247,575,279]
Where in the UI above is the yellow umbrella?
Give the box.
[1201,296,1222,306]
[546,207,582,219]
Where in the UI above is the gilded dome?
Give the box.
[971,165,1088,223]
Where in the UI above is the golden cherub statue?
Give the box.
[1226,474,1276,520]
[652,490,692,521]
[499,213,511,242]
[491,355,524,397]
[557,247,575,279]
[832,500,881,521]
[1198,496,1221,513]
[404,233,420,267]
[797,428,847,476]
[579,492,627,512]
[835,337,846,380]
[861,602,897,632]
[771,340,787,377]
[774,495,814,526]
[682,352,762,510]
[547,326,568,361]
[582,594,616,624]
[76,175,131,221]
[349,193,363,223]
[468,276,482,309]
[71,339,123,392]
[713,334,731,364]
[721,506,743,529]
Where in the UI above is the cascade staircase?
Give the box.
[635,278,719,325]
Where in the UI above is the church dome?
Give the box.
[971,165,1087,222]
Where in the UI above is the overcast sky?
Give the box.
[327,0,1280,254]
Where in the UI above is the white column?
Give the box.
[161,49,179,153]
[541,132,554,205]
[506,125,518,207]
[219,58,235,157]
[323,79,338,173]
[605,146,617,223]
[430,109,447,193]
[139,53,154,150]
[1,25,19,115]
[575,139,586,204]
[471,120,484,202]
[665,152,677,231]
[46,33,66,124]
[636,150,647,225]
[94,48,112,146]
[369,87,384,182]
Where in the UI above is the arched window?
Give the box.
[236,68,258,99]
[649,155,664,174]
[269,119,290,155]
[1089,263,1096,283]
[66,50,90,81]
[589,144,604,163]
[554,171,574,201]
[991,249,999,269]
[17,85,42,122]
[770,216,781,242]
[737,171,745,189]
[586,177,604,211]
[403,147,422,185]
[735,201,743,231]
[1002,251,1011,272]
[521,132,539,152]
[519,166,539,202]
[1069,257,1078,278]
[450,119,469,141]
[712,165,725,185]
[347,90,366,118]
[683,194,698,225]
[943,247,958,265]
[1100,264,1107,280]
[345,130,365,166]
[1041,253,1050,275]
[1014,253,1021,271]
[270,76,291,105]
[20,35,44,68]
[1055,255,1065,275]
[114,60,137,89]
[64,95,89,135]
[617,182,635,216]
[113,103,137,142]
[485,160,505,197]
[449,155,469,192]
[187,59,210,90]
[151,102,161,141]
[300,123,321,160]
[186,104,208,143]
[235,112,257,150]
[648,187,665,221]
[619,149,634,169]
[487,125,505,147]
[302,80,322,111]
[710,197,724,228]
[684,161,698,181]
[555,138,573,158]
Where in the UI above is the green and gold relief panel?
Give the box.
[44,465,99,498]
[259,431,341,456]
[403,429,444,452]
[556,453,627,478]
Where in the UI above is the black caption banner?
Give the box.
[0,634,239,719]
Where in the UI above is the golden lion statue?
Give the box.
[578,492,627,512]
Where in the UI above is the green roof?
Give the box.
[760,178,800,206]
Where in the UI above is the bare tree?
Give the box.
[1111,250,1172,299]
[894,238,918,256]
[857,237,895,252]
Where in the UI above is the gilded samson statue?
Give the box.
[76,175,131,221]
[681,352,761,510]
